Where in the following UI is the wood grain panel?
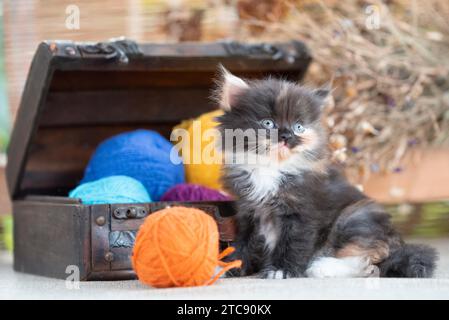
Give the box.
[41,88,215,126]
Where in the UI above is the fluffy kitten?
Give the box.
[215,67,437,278]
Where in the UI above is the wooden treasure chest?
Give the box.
[6,39,311,280]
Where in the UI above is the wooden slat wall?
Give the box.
[3,0,240,122]
[4,0,131,121]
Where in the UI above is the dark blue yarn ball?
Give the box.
[82,130,184,200]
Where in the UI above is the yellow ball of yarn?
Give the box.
[173,110,223,190]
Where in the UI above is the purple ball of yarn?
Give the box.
[160,184,231,202]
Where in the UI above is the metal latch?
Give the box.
[113,206,147,219]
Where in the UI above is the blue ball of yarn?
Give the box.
[82,130,184,200]
[69,175,151,204]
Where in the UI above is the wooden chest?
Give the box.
[6,39,311,280]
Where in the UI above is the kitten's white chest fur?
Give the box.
[246,165,283,202]
[240,153,308,203]
[239,161,298,251]
[233,153,313,251]
[235,163,284,251]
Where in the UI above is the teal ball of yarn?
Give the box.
[69,176,151,205]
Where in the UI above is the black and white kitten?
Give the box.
[215,68,437,279]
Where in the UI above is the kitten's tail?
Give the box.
[379,243,438,278]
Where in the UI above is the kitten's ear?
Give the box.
[216,65,249,111]
[313,83,334,110]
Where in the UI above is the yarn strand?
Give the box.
[206,246,242,286]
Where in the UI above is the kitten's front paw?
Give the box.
[260,268,299,279]
[306,256,378,278]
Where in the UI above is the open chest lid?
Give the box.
[6,39,311,200]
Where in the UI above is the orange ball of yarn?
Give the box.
[132,206,241,288]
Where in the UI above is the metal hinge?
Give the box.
[77,37,143,63]
[222,40,300,63]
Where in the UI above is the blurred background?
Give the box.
[0,0,448,250]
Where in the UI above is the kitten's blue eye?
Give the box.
[293,122,305,135]
[261,119,275,129]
